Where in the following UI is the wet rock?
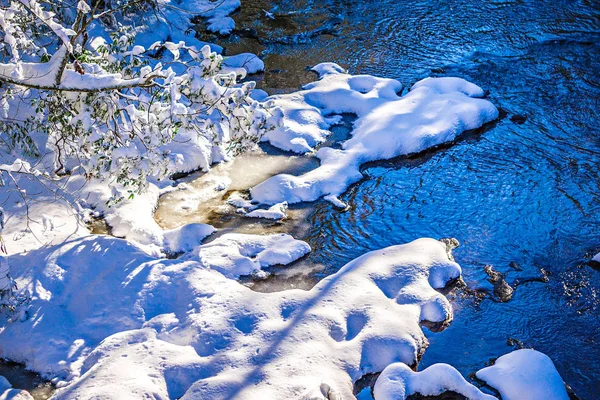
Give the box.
[484,265,514,302]
[508,261,523,271]
[439,238,460,261]
[510,114,527,124]
[506,337,526,349]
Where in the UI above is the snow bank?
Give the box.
[0,232,309,384]
[252,63,498,205]
[126,0,239,51]
[374,362,495,400]
[161,238,461,399]
[476,349,569,400]
[1,237,460,399]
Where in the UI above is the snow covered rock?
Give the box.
[476,349,569,400]
[374,363,495,400]
[223,53,265,75]
[252,63,498,205]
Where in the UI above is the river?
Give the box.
[180,0,600,398]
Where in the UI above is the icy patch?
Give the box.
[374,363,495,400]
[245,202,288,220]
[476,349,569,400]
[253,63,498,204]
[190,233,308,278]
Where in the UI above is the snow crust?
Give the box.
[476,349,570,400]
[252,63,499,205]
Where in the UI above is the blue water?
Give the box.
[204,0,600,397]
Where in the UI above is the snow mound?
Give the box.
[190,233,308,277]
[129,0,240,51]
[163,223,216,254]
[476,349,569,400]
[374,363,495,400]
[223,53,265,75]
[252,63,498,205]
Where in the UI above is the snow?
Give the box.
[593,251,600,263]
[0,375,33,399]
[252,63,499,205]
[223,53,265,75]
[1,237,462,399]
[191,233,308,278]
[163,223,216,254]
[245,201,288,220]
[476,349,570,400]
[374,363,495,400]
[124,0,240,52]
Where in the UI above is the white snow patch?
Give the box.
[163,223,216,254]
[191,233,308,278]
[476,349,569,400]
[245,202,288,220]
[223,53,265,75]
[1,237,461,399]
[253,63,498,204]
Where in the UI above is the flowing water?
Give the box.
[162,0,600,397]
